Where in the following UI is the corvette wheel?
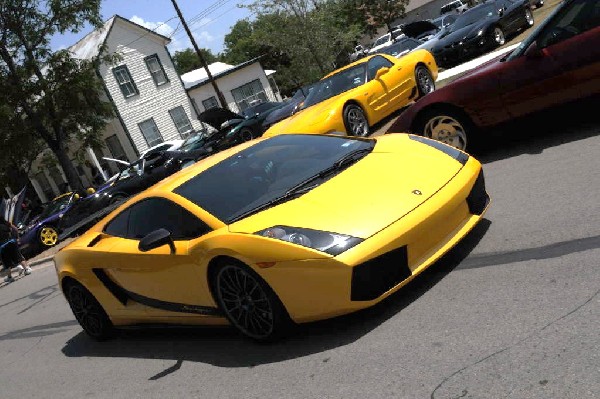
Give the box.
[213,261,289,341]
[415,65,435,97]
[343,104,369,137]
[421,111,470,151]
[240,128,254,142]
[525,8,534,27]
[39,226,58,247]
[66,282,114,341]
[493,27,505,46]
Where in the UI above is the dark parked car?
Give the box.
[431,0,534,68]
[261,84,316,130]
[57,152,178,238]
[386,0,600,151]
[161,133,214,170]
[198,102,285,148]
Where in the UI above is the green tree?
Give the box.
[242,0,362,94]
[172,47,219,75]
[0,0,114,191]
[361,0,410,34]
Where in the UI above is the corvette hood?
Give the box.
[198,107,243,130]
[229,135,465,239]
[402,21,439,39]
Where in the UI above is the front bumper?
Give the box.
[259,158,489,323]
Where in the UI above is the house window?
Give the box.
[202,96,219,110]
[169,106,193,138]
[34,172,54,201]
[113,65,138,98]
[138,118,163,147]
[144,54,168,86]
[231,79,268,112]
[105,135,127,161]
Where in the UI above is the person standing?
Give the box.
[0,216,32,283]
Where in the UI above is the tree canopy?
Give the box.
[0,0,114,192]
[172,47,220,75]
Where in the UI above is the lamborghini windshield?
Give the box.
[174,135,374,223]
[302,63,366,109]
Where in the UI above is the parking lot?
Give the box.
[1,94,599,398]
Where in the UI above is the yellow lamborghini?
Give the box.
[263,51,437,138]
[55,133,489,342]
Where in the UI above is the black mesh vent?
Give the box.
[466,170,489,215]
[351,246,410,301]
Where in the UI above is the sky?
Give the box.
[50,0,254,55]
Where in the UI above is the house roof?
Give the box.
[181,57,272,90]
[69,15,171,59]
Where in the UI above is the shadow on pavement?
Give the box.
[60,219,491,370]
[472,96,600,163]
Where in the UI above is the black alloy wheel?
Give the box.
[66,282,114,341]
[492,26,506,46]
[240,128,254,142]
[525,8,534,27]
[415,65,435,98]
[212,260,290,341]
[343,104,370,137]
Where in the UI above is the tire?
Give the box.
[65,281,114,341]
[524,8,534,27]
[240,128,254,142]
[492,26,506,46]
[417,108,475,152]
[39,225,58,247]
[415,65,435,98]
[343,104,370,137]
[211,259,291,342]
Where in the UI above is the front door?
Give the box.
[98,196,217,318]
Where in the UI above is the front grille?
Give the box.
[351,246,411,301]
[467,170,489,215]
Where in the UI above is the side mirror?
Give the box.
[524,41,543,59]
[138,228,175,254]
[375,67,390,79]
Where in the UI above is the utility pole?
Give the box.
[170,0,229,110]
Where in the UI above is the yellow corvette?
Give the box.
[263,51,437,138]
[55,133,489,342]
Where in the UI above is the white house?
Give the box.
[182,59,282,116]
[29,15,204,202]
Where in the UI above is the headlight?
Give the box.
[256,226,363,256]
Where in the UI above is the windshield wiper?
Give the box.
[229,146,373,223]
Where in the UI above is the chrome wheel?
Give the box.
[493,27,505,46]
[344,105,369,136]
[39,226,58,246]
[216,264,275,340]
[525,9,534,26]
[416,66,435,97]
[67,283,113,340]
[423,115,468,151]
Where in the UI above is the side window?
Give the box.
[367,56,394,81]
[537,0,598,48]
[127,197,211,240]
[104,208,131,237]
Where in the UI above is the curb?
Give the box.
[28,255,54,268]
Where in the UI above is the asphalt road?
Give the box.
[0,97,599,398]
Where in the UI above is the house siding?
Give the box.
[99,20,202,153]
[187,62,281,114]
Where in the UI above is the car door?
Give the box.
[363,55,410,118]
[499,0,523,33]
[99,197,217,318]
[500,0,600,117]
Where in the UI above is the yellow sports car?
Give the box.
[55,133,489,342]
[263,51,437,138]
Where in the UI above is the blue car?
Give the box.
[18,192,80,254]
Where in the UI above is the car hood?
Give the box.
[402,21,439,39]
[434,20,491,47]
[229,134,465,239]
[198,108,244,130]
